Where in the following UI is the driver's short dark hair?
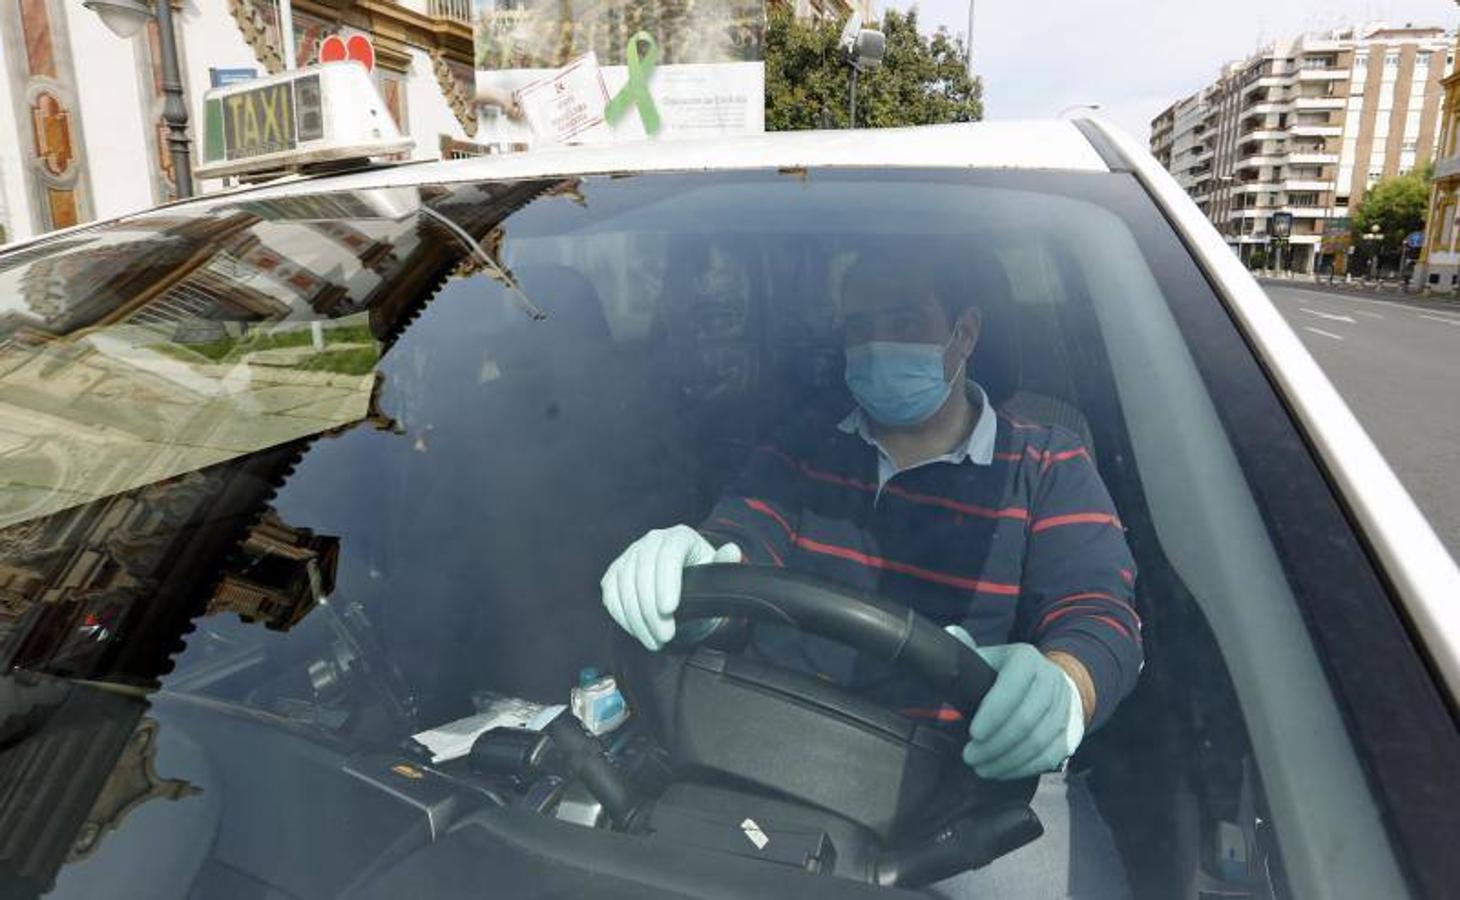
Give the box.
[843,251,979,326]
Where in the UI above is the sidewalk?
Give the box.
[1255,274,1460,312]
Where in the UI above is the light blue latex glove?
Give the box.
[600,525,743,651]
[945,625,1085,781]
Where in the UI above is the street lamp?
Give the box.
[839,14,885,128]
[1058,103,1101,117]
[81,0,150,37]
[1361,223,1383,281]
[85,0,192,198]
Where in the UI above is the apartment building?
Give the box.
[1151,24,1454,275]
[1415,31,1460,291]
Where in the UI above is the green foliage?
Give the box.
[764,7,982,131]
[1351,162,1433,256]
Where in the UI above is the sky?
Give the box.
[877,0,1460,141]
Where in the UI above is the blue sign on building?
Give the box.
[209,67,259,88]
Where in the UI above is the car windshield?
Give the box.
[0,169,1429,899]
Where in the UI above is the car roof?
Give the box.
[0,121,1107,255]
[229,120,1110,202]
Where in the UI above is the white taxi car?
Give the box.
[0,96,1456,900]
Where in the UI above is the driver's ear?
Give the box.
[954,307,981,358]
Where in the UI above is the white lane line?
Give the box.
[1299,307,1357,324]
[1351,310,1384,320]
[1272,286,1441,315]
[1303,326,1345,341]
[1418,313,1460,326]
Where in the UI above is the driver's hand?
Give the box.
[601,526,743,651]
[945,626,1085,781]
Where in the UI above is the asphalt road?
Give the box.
[1264,283,1460,557]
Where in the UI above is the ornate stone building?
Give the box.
[0,0,479,244]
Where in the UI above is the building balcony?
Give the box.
[1433,154,1460,180]
[1244,75,1291,93]
[1293,96,1345,109]
[420,0,470,22]
[1235,154,1285,168]
[1281,179,1330,192]
[1290,124,1342,137]
[1286,151,1339,165]
[1298,68,1347,81]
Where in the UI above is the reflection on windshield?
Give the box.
[0,181,568,894]
[66,717,200,863]
[0,194,426,529]
[205,509,339,633]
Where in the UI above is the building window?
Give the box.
[1384,52,1399,68]
[1353,53,1368,71]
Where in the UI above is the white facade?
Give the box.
[0,0,474,245]
[1151,23,1455,274]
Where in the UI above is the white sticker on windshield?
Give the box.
[740,818,769,851]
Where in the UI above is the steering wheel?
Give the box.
[609,564,1039,885]
[676,563,999,717]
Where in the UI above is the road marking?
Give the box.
[1303,326,1345,340]
[1299,307,1356,324]
[1350,310,1384,319]
[1272,285,1456,316]
[1418,314,1460,326]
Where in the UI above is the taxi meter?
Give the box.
[198,62,412,180]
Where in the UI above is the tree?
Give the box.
[764,7,982,131]
[1351,161,1432,264]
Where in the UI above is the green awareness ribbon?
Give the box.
[605,31,662,135]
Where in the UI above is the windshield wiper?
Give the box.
[418,205,545,321]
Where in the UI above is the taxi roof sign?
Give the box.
[198,62,412,180]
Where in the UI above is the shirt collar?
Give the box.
[837,380,998,468]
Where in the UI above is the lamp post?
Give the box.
[840,16,885,128]
[966,0,975,80]
[1361,223,1383,281]
[84,0,192,199]
[1058,104,1101,117]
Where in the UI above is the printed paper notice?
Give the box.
[514,53,611,145]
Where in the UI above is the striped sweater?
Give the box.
[699,404,1142,731]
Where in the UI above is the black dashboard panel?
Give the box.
[349,807,922,900]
